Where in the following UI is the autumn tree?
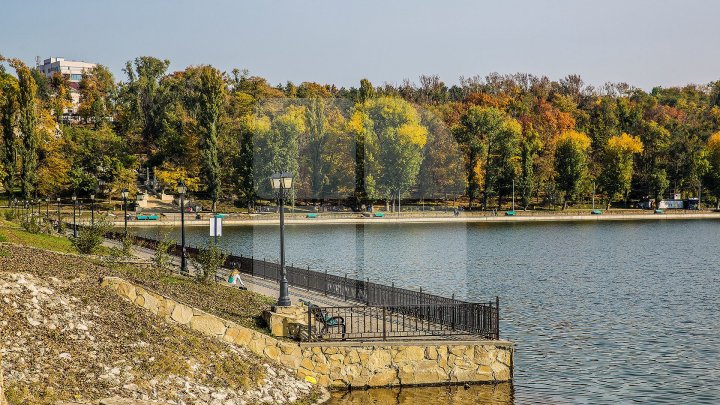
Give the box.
[79,65,116,128]
[599,133,644,208]
[703,132,720,208]
[554,130,591,209]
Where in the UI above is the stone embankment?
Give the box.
[104,277,514,389]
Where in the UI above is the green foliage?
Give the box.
[152,232,175,270]
[72,220,111,254]
[555,130,591,208]
[193,242,228,284]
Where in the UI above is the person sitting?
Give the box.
[228,270,246,290]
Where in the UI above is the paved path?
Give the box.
[102,239,351,308]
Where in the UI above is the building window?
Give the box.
[70,74,83,81]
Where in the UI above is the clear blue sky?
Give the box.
[2,0,719,90]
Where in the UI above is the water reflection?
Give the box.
[329,383,514,405]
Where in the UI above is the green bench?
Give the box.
[306,213,318,218]
[374,212,385,218]
[299,300,346,339]
[654,209,664,214]
[505,210,516,216]
[136,214,159,220]
[591,209,603,215]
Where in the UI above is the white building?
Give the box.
[36,57,97,117]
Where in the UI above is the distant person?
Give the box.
[228,269,246,290]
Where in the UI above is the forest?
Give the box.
[2,54,720,211]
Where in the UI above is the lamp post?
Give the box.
[270,172,294,307]
[56,197,61,232]
[177,180,188,274]
[71,193,77,237]
[121,188,129,236]
[90,191,96,226]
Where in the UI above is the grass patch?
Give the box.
[0,220,75,253]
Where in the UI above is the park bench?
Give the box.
[300,300,346,339]
[505,210,516,216]
[306,213,318,218]
[373,212,385,218]
[136,214,159,220]
[591,209,603,215]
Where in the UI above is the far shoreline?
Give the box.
[103,212,720,227]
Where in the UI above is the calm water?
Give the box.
[135,220,720,404]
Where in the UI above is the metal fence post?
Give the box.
[307,306,312,342]
[324,269,328,296]
[344,274,347,301]
[495,296,500,339]
[382,306,387,341]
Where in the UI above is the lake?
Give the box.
[134,220,720,404]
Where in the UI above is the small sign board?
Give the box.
[210,216,222,237]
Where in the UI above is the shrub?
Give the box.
[4,210,16,221]
[193,242,228,283]
[121,232,136,257]
[22,216,42,234]
[72,220,111,254]
[153,232,175,271]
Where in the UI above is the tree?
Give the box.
[117,57,170,145]
[305,97,329,198]
[354,97,428,209]
[78,65,116,128]
[454,106,520,209]
[9,59,39,199]
[554,130,591,209]
[519,125,541,209]
[703,132,720,208]
[599,133,643,208]
[0,66,18,199]
[184,66,226,211]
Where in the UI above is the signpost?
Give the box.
[210,215,222,244]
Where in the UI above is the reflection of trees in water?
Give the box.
[329,382,514,405]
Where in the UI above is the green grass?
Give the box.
[0,220,76,253]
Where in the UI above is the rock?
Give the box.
[171,304,194,325]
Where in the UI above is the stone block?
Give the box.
[264,345,281,361]
[171,303,194,325]
[366,350,392,370]
[115,282,136,302]
[190,314,227,336]
[425,346,438,360]
[393,346,426,362]
[368,368,398,387]
[300,357,315,371]
[398,360,448,385]
[223,326,253,346]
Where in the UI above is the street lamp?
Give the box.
[71,193,77,237]
[121,188,129,236]
[56,197,61,232]
[270,172,294,307]
[177,180,188,274]
[90,191,96,226]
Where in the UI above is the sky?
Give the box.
[2,0,720,90]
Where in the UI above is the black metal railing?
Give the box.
[105,232,500,339]
[305,303,499,341]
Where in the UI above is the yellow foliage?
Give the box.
[397,123,428,147]
[155,164,202,192]
[557,130,591,151]
[607,133,643,154]
[347,110,365,134]
[708,131,720,152]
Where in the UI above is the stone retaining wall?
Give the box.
[102,277,513,388]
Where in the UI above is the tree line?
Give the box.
[1,54,720,210]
